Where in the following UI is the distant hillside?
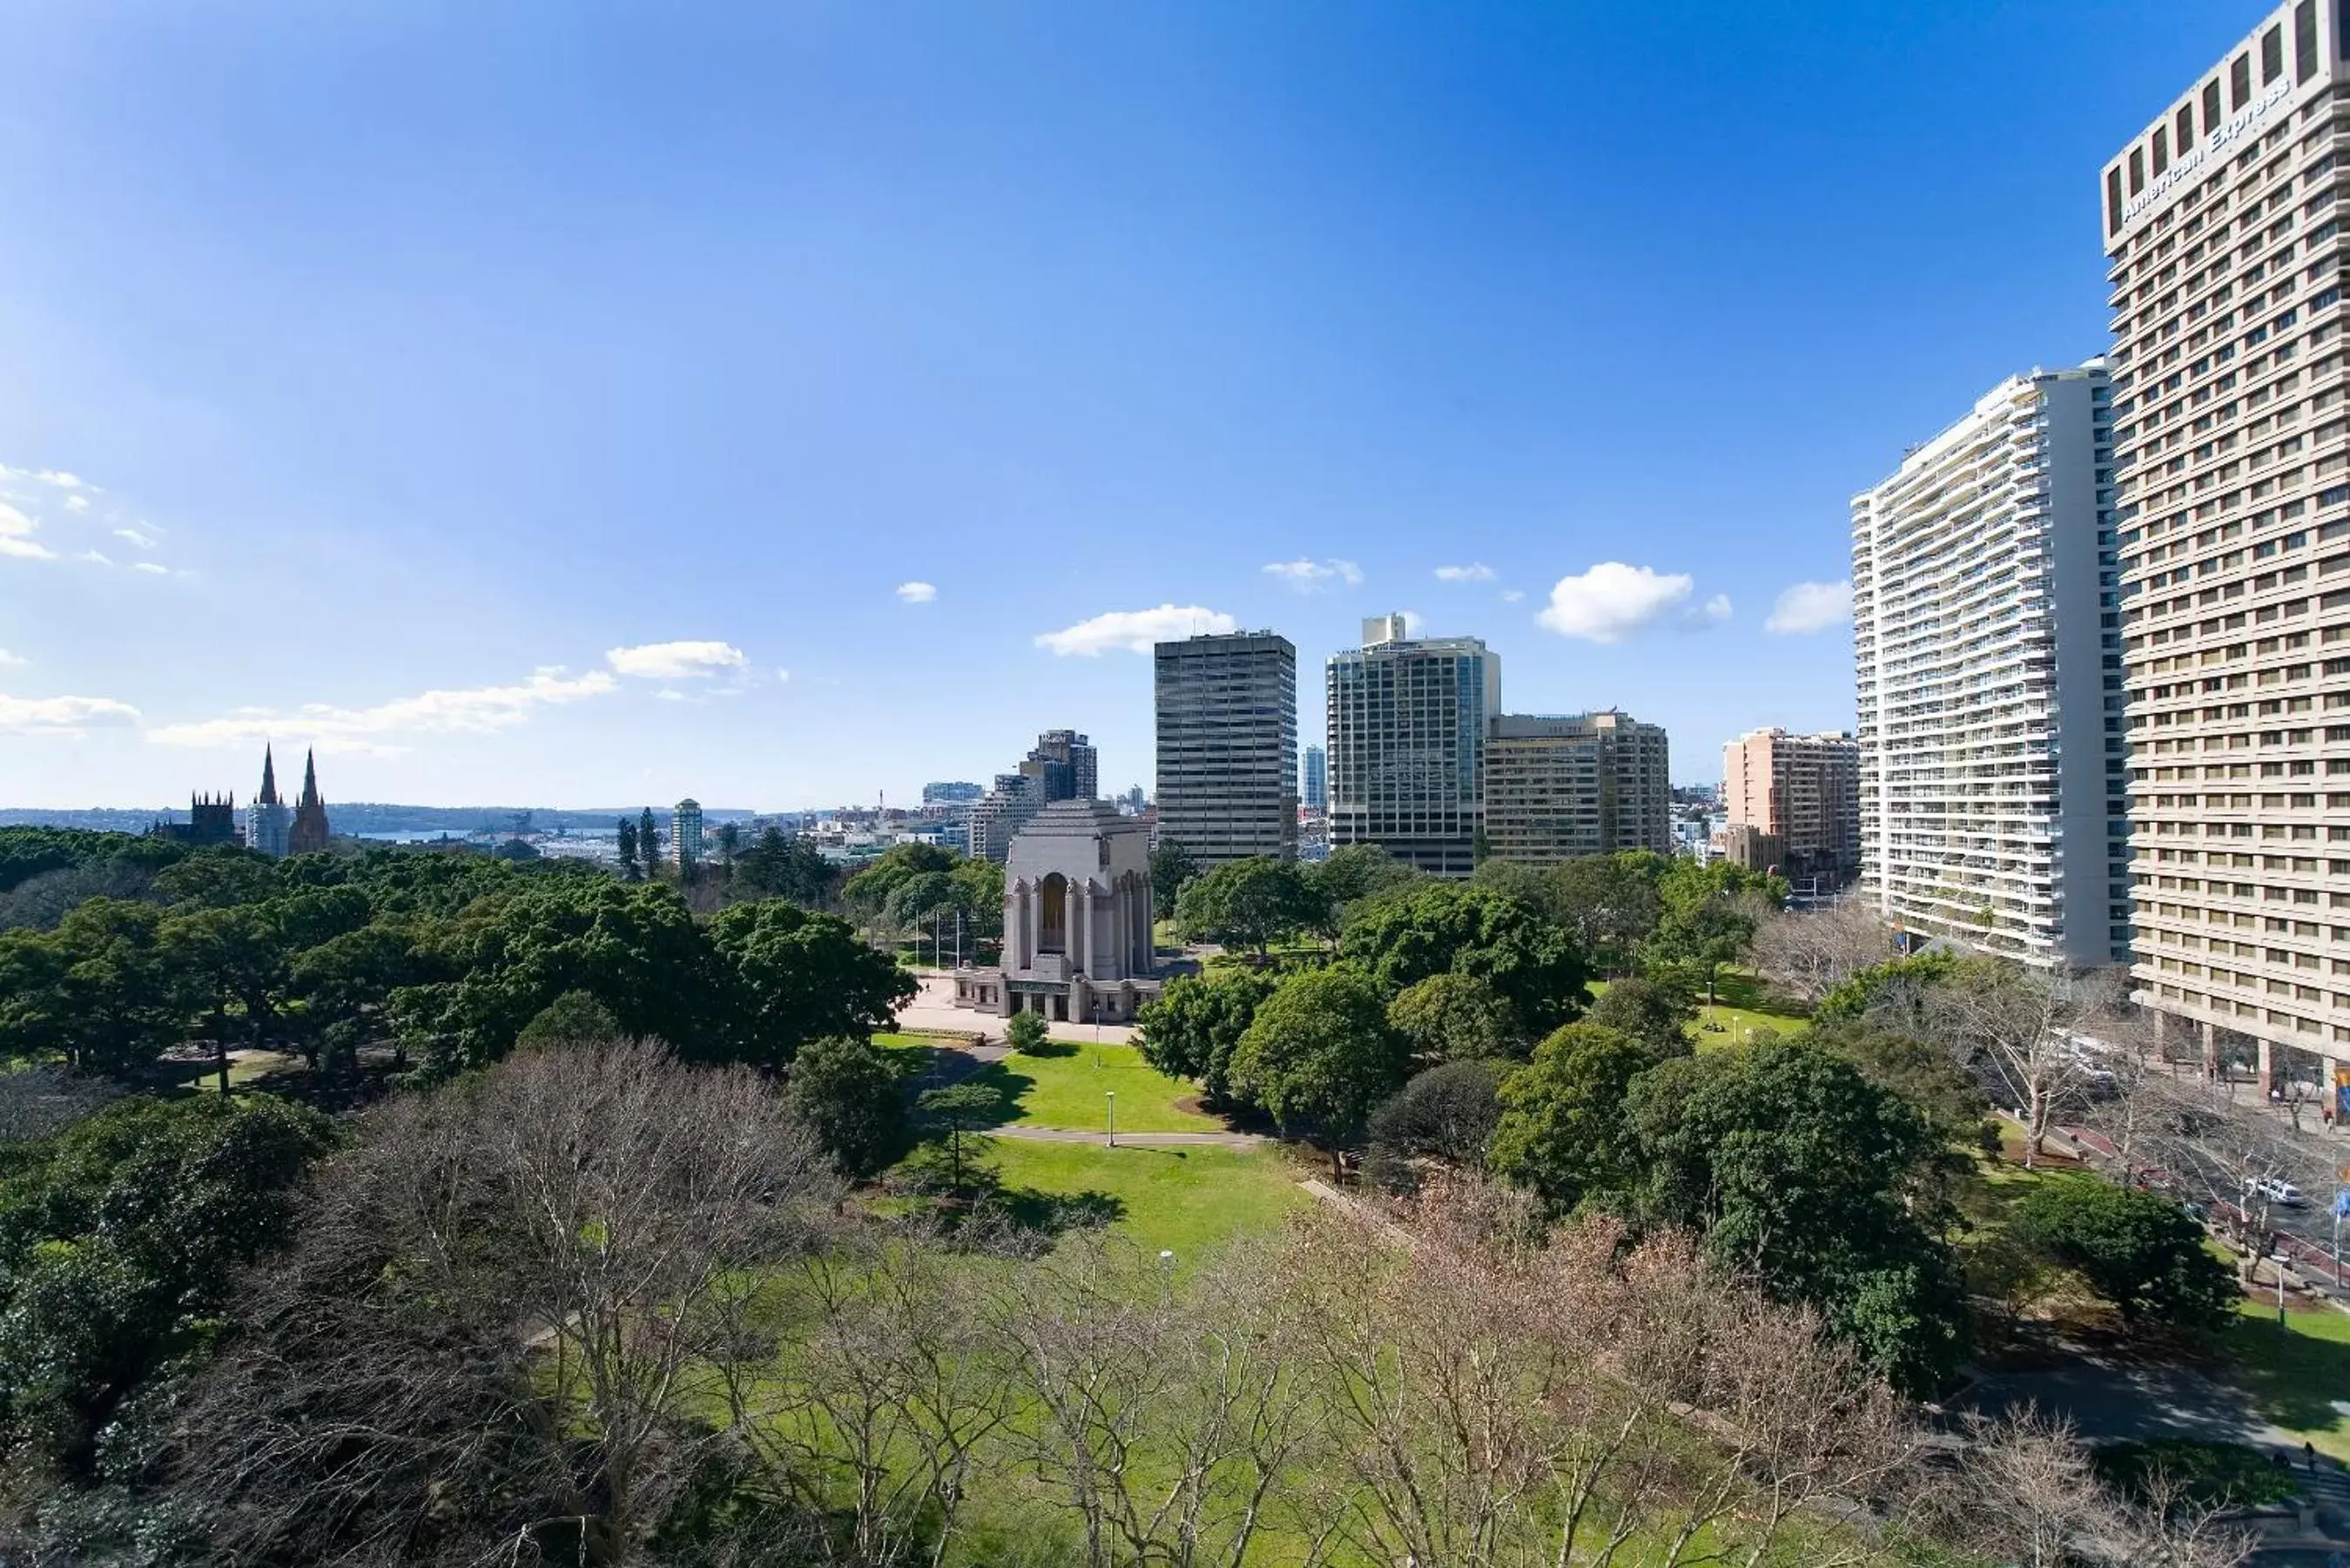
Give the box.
[0,804,770,835]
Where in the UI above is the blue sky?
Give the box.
[0,2,2232,808]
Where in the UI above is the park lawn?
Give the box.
[1586,971,1809,1050]
[986,1137,1310,1257]
[879,1035,1225,1134]
[2223,1298,2350,1462]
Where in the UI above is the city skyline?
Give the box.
[0,5,2259,808]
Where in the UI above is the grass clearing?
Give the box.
[1586,969,1810,1049]
[983,1138,1310,1256]
[881,1036,1224,1134]
[2223,1297,2350,1462]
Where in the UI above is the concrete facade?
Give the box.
[1720,727,1862,884]
[952,799,1162,1023]
[2104,1,2350,1090]
[1325,616,1499,877]
[1481,710,1673,865]
[1854,361,2132,968]
[1153,631,1297,865]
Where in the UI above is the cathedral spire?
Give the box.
[258,744,281,807]
[299,748,320,809]
[288,748,332,855]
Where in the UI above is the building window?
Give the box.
[2110,166,2126,234]
[2297,0,2320,81]
[2153,125,2170,178]
[2205,78,2224,129]
[2235,50,2254,108]
[2131,146,2146,197]
[2178,103,2197,151]
[2264,24,2286,84]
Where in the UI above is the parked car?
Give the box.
[2242,1175,2306,1208]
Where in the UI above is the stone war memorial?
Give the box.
[952,799,1162,1023]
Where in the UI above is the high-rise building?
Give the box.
[966,730,1100,862]
[288,750,333,856]
[2104,3,2350,1087]
[1153,630,1297,865]
[1326,615,1498,877]
[1481,710,1673,866]
[671,798,705,869]
[1302,744,1327,810]
[1720,728,1862,885]
[247,745,291,858]
[1852,362,2131,968]
[922,781,984,804]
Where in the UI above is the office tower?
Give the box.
[966,730,1100,862]
[1153,630,1298,865]
[247,745,291,858]
[1302,744,1327,810]
[1852,361,2131,968]
[1720,727,1862,885]
[1325,616,1499,877]
[288,750,332,855]
[1482,711,1673,866]
[2104,3,2350,1087]
[922,781,983,804]
[671,798,705,868]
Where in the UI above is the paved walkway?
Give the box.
[892,972,1140,1045]
[993,1126,1263,1149]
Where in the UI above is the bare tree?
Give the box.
[1921,963,2127,1168]
[159,1039,842,1566]
[1749,901,1890,1006]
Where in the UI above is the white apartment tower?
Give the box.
[1153,631,1298,865]
[2104,0,2350,1092]
[1326,615,1499,877]
[1852,363,2133,967]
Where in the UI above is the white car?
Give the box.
[2242,1175,2306,1208]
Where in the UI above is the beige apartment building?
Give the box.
[1720,727,1862,885]
[1482,710,1673,866]
[2103,0,2350,1098]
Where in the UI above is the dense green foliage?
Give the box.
[2010,1177,2238,1332]
[1386,972,1521,1063]
[784,1035,909,1178]
[1363,1060,1506,1191]
[1488,1022,1667,1215]
[0,1094,333,1473]
[1338,882,1588,1038]
[1134,966,1279,1105]
[1004,1010,1048,1054]
[1228,964,1407,1170]
[1148,839,1199,919]
[1172,856,1319,955]
[1584,974,1698,1058]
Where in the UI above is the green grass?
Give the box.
[882,1037,1225,1134]
[2091,1437,2304,1509]
[984,1138,1309,1256]
[2223,1298,2350,1462]
[1586,969,1809,1050]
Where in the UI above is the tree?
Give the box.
[786,1035,909,1179]
[284,919,417,1070]
[155,1041,840,1567]
[1337,882,1588,1037]
[1305,843,1417,939]
[1005,1009,1049,1055]
[1227,965,1406,1174]
[716,820,741,878]
[1584,973,1698,1058]
[616,816,640,880]
[1748,901,1889,1005]
[1172,856,1316,958]
[1543,851,1667,976]
[1625,1040,1966,1395]
[918,1083,1002,1200]
[1646,891,1761,1006]
[736,825,837,908]
[1148,839,1200,921]
[1364,1060,1505,1192]
[637,806,661,878]
[1801,1017,1990,1144]
[842,842,960,927]
[513,987,623,1052]
[1134,967,1279,1105]
[2010,1177,2237,1333]
[1919,959,2123,1169]
[0,1094,333,1476]
[161,902,287,1094]
[0,898,192,1079]
[1487,1022,1658,1215]
[709,899,918,1069]
[1384,972,1519,1064]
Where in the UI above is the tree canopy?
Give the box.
[1337,882,1588,1038]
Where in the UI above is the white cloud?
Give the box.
[1498,589,1525,603]
[0,649,25,666]
[63,495,88,513]
[32,470,84,489]
[131,562,169,575]
[1764,579,1854,635]
[113,527,157,550]
[1703,593,1732,622]
[1036,604,1239,656]
[1536,562,1697,643]
[0,692,140,734]
[897,581,937,604]
[775,667,791,683]
[0,502,55,561]
[603,639,748,680]
[1263,558,1363,593]
[1433,562,1495,583]
[77,551,112,567]
[148,665,619,753]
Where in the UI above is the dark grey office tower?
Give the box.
[1154,631,1298,865]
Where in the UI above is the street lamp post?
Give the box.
[1107,1089,1115,1148]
